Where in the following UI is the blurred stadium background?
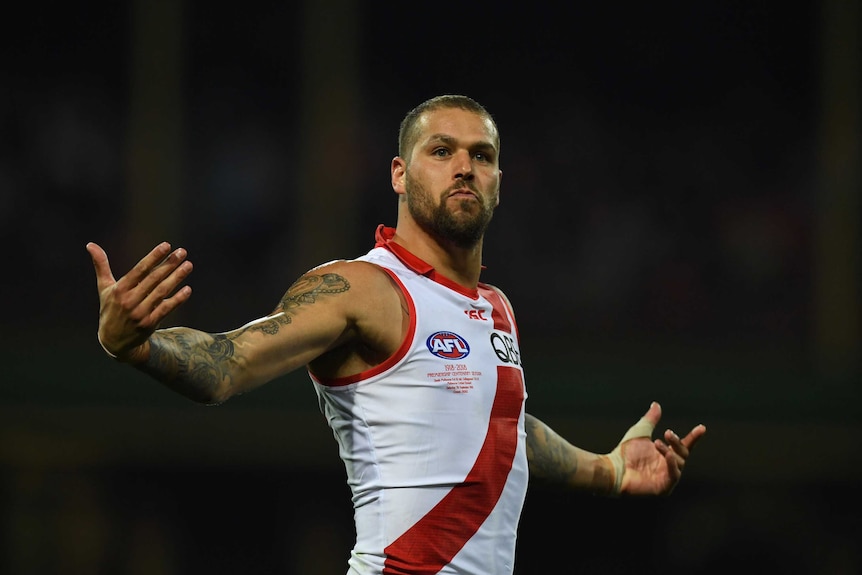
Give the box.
[1,1,859,573]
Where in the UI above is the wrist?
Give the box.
[97,333,150,365]
[605,449,625,497]
[97,333,119,360]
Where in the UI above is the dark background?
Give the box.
[1,1,860,573]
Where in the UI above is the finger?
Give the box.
[654,438,670,457]
[653,436,688,483]
[665,449,682,486]
[86,242,117,292]
[145,283,193,327]
[138,259,193,321]
[120,245,191,314]
[140,248,192,304]
[663,429,690,459]
[680,424,707,451]
[114,242,175,295]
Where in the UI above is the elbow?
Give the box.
[198,382,236,406]
[169,353,255,406]
[192,355,251,405]
[167,378,235,406]
[175,386,227,406]
[197,392,227,406]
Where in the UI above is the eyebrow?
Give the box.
[426,134,497,153]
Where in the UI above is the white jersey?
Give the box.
[309,226,529,575]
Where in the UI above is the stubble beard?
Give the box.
[405,170,496,249]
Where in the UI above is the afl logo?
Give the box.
[426,331,471,360]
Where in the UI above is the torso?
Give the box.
[309,242,529,575]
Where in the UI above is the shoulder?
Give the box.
[480,282,517,312]
[304,258,395,292]
[297,259,404,316]
[303,259,410,376]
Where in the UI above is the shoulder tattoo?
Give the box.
[250,273,351,332]
[228,273,352,339]
[277,273,350,312]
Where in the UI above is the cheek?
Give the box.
[486,179,501,206]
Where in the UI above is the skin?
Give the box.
[87,105,706,496]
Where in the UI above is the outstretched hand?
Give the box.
[611,402,706,496]
[86,241,193,363]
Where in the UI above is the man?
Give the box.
[87,94,706,574]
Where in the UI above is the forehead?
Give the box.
[415,107,498,148]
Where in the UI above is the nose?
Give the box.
[453,149,474,180]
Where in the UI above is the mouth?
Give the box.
[447,187,478,201]
[449,191,475,199]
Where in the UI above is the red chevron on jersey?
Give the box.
[382,366,524,574]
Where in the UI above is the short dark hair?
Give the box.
[398,95,500,161]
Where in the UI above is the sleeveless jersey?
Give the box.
[309,225,529,575]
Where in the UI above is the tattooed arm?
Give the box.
[133,270,356,404]
[525,405,706,497]
[525,413,617,495]
[86,242,402,405]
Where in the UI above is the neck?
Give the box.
[391,220,484,289]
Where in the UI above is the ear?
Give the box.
[495,169,502,207]
[391,156,407,195]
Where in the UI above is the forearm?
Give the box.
[525,413,617,495]
[135,327,240,405]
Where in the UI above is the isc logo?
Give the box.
[426,331,471,359]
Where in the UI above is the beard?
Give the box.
[405,170,496,249]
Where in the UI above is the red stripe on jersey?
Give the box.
[478,285,512,333]
[382,366,524,575]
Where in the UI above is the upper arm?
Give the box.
[219,259,401,395]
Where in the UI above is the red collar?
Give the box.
[372,224,481,299]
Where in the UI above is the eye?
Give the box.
[473,151,494,163]
[432,147,450,158]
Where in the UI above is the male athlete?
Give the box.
[87,94,706,574]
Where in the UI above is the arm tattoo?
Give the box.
[525,414,578,483]
[273,273,350,315]
[245,272,352,335]
[246,272,350,336]
[136,273,351,403]
[526,414,616,494]
[139,328,236,403]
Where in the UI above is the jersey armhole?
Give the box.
[310,265,417,387]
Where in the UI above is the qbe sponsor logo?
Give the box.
[426,331,471,360]
[490,332,521,366]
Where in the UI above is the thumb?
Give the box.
[86,242,117,292]
[642,401,662,428]
[607,403,660,495]
[620,402,659,444]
